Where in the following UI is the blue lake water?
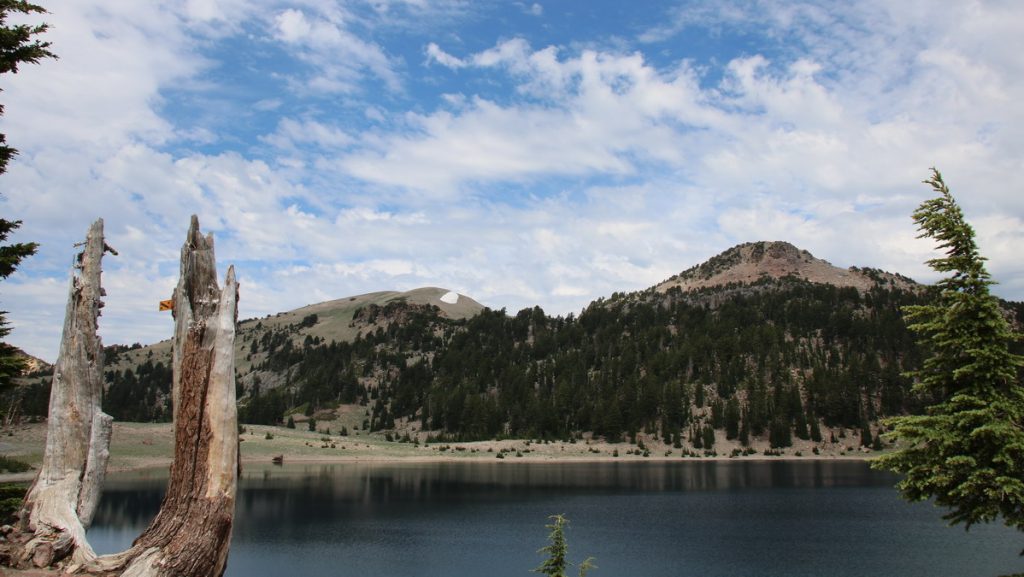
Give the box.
[87,460,1024,577]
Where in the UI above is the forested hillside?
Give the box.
[240,277,930,448]
[11,242,1023,450]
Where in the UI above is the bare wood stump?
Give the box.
[17,219,114,566]
[6,216,240,577]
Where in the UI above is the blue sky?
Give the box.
[2,0,1023,361]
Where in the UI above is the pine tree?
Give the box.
[724,397,740,440]
[0,1,55,392]
[533,514,568,577]
[738,409,750,447]
[702,424,715,450]
[859,421,873,447]
[874,169,1024,548]
[769,417,791,448]
[808,412,822,443]
[690,423,702,449]
[0,0,55,173]
[533,514,595,577]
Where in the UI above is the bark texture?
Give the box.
[109,215,240,577]
[5,217,239,577]
[17,219,113,567]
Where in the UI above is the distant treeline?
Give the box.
[15,278,1021,448]
[235,279,964,446]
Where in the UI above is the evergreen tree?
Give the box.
[308,417,317,432]
[690,423,702,449]
[0,0,54,173]
[0,1,55,392]
[769,417,791,448]
[533,515,569,577]
[533,514,595,577]
[874,169,1024,548]
[286,415,295,429]
[859,421,872,447]
[702,424,715,450]
[724,397,740,440]
[739,409,750,446]
[808,412,822,443]
[710,398,724,429]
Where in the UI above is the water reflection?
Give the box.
[94,461,897,533]
[88,461,1023,577]
[233,459,896,493]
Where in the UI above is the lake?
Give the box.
[87,460,1024,577]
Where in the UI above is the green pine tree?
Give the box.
[0,0,55,174]
[533,514,596,577]
[859,421,873,448]
[808,412,822,443]
[0,1,55,393]
[724,397,740,440]
[873,169,1024,550]
[739,409,750,447]
[702,423,715,450]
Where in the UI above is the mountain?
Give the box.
[10,348,52,375]
[92,287,484,422]
[249,286,486,343]
[656,241,917,294]
[13,242,1020,453]
[102,287,483,370]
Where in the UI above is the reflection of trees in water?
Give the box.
[92,486,165,529]
[93,462,895,537]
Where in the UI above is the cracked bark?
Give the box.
[6,216,239,577]
[17,218,113,567]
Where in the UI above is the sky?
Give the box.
[1,0,1023,362]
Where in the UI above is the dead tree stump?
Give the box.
[18,218,114,566]
[7,216,240,577]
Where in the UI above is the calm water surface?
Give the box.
[88,460,1023,577]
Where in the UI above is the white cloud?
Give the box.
[275,8,311,41]
[343,40,714,194]
[4,0,1024,364]
[253,98,283,111]
[262,118,354,150]
[425,42,466,69]
[271,6,402,93]
[334,6,1024,302]
[2,2,202,155]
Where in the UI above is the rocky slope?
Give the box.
[656,241,918,294]
[102,287,484,374]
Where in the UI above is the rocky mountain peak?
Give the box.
[656,241,917,293]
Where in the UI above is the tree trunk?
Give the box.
[100,215,239,577]
[6,216,239,577]
[17,218,113,567]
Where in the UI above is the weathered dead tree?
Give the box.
[16,218,115,568]
[7,216,239,577]
[98,215,240,576]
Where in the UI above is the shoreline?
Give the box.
[0,421,880,483]
[2,452,878,484]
